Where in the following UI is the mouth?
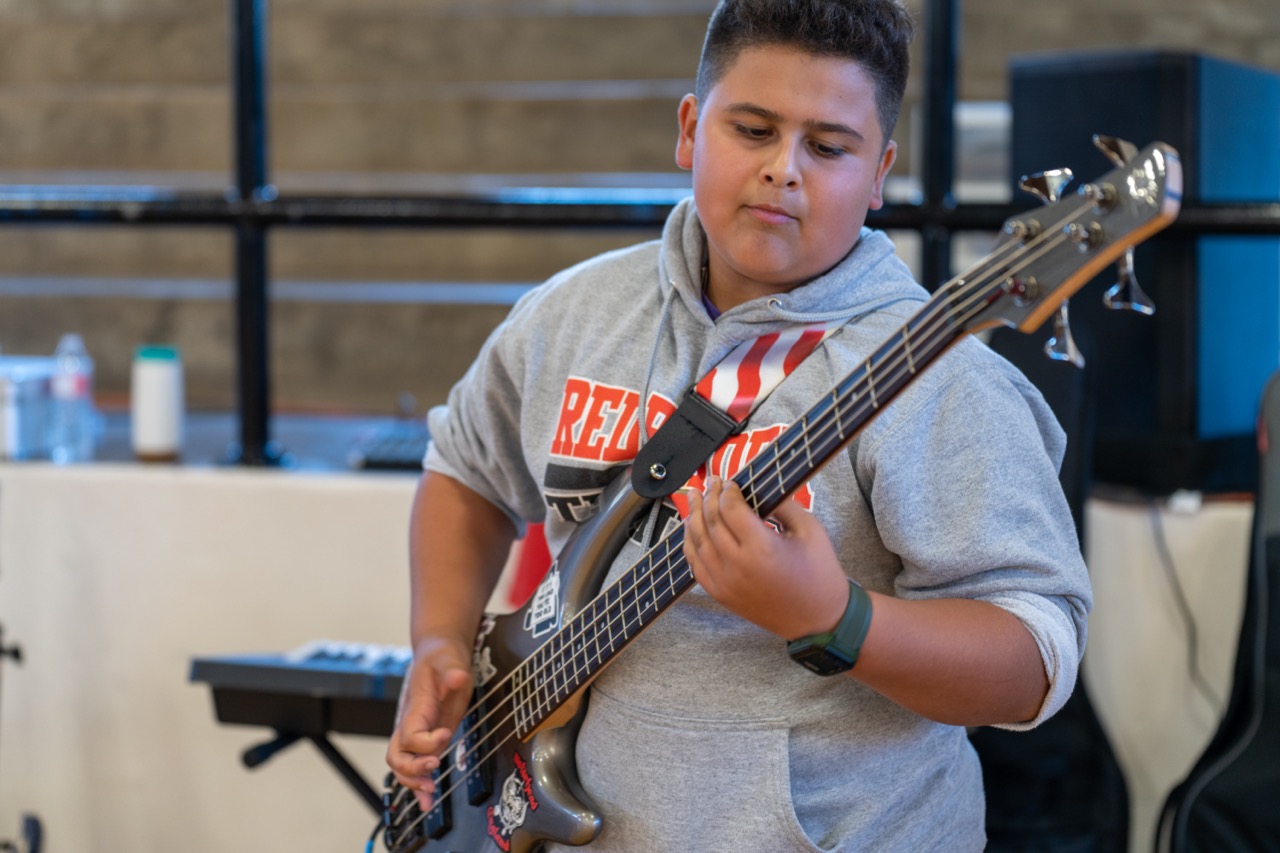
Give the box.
[746,204,797,226]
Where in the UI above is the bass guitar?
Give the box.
[381,137,1183,853]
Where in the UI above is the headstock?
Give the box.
[961,137,1182,359]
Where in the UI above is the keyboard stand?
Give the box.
[188,645,409,819]
[241,729,383,816]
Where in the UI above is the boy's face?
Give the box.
[676,45,897,304]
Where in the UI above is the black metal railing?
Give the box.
[0,0,1275,464]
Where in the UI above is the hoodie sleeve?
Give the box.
[854,339,1093,729]
[424,283,555,531]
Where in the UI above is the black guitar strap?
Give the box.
[631,320,845,499]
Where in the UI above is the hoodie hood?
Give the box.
[658,196,929,329]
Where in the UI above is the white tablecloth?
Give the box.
[0,463,1257,852]
[0,462,416,852]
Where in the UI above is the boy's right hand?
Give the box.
[386,635,474,812]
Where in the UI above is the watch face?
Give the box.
[790,644,854,676]
[787,579,869,676]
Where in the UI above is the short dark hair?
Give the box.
[694,0,915,143]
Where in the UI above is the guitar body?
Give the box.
[386,477,652,853]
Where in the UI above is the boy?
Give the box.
[387,0,1091,850]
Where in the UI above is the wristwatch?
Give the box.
[786,579,873,676]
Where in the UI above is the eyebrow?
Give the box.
[725,102,866,143]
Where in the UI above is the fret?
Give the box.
[521,657,536,732]
[866,358,878,409]
[635,570,655,623]
[524,660,542,731]
[549,634,567,705]
[541,643,560,714]
[511,670,525,735]
[659,541,684,605]
[903,326,917,374]
[589,601,606,667]
[833,387,846,441]
[514,665,533,736]
[568,629,585,694]
[605,584,620,651]
[802,413,816,471]
[523,679,539,736]
[646,551,667,607]
[771,447,785,499]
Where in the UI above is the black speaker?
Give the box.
[1010,50,1280,494]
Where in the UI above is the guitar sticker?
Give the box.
[522,567,561,638]
[472,614,498,686]
[486,753,539,851]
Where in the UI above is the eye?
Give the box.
[733,122,771,140]
[811,140,847,159]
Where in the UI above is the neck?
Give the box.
[704,262,803,314]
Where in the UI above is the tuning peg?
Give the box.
[1019,168,1074,205]
[1093,134,1138,168]
[1103,246,1156,315]
[1044,303,1085,368]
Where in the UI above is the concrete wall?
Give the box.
[0,0,1276,413]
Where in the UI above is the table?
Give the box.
[0,461,416,853]
[0,459,1256,853]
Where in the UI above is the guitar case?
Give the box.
[969,325,1130,852]
[1155,368,1280,852]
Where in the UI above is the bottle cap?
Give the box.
[135,345,180,361]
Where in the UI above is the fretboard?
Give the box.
[506,282,973,737]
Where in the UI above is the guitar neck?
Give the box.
[734,288,968,519]
[510,283,971,736]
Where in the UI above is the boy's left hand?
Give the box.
[684,475,852,640]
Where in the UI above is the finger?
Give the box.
[684,488,726,587]
[699,475,727,533]
[390,767,439,813]
[767,494,813,536]
[683,489,705,551]
[704,476,748,552]
[436,668,474,732]
[388,746,441,782]
[397,725,450,756]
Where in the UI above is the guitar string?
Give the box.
[391,205,1098,834]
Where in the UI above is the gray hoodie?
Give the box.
[427,197,1092,852]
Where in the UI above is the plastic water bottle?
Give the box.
[48,333,96,464]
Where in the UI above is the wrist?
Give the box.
[787,578,854,641]
[786,578,873,676]
[411,630,472,659]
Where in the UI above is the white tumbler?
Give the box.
[131,345,184,462]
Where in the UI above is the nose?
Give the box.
[761,139,801,188]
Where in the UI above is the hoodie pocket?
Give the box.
[571,686,827,853]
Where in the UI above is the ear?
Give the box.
[867,140,898,211]
[675,94,699,171]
